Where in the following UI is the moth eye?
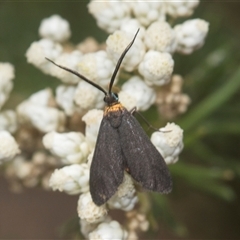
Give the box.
[113,93,118,100]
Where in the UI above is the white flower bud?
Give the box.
[106,30,145,72]
[77,51,117,88]
[89,220,128,240]
[121,76,156,111]
[108,173,138,211]
[138,50,174,86]
[29,88,54,106]
[120,19,146,39]
[25,38,63,74]
[118,91,137,111]
[0,63,14,109]
[17,101,65,133]
[39,15,71,42]
[88,0,131,33]
[144,21,177,53]
[77,192,107,223]
[82,109,103,149]
[17,89,65,132]
[8,156,32,179]
[43,131,90,164]
[56,85,79,116]
[50,51,83,84]
[0,62,15,81]
[0,131,20,164]
[74,81,105,111]
[49,164,89,195]
[130,1,165,26]
[80,219,99,239]
[151,123,183,164]
[174,19,209,55]
[165,0,199,18]
[0,110,18,133]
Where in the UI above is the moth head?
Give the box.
[104,92,119,105]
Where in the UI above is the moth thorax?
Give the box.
[104,92,119,106]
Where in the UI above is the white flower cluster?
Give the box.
[0,62,15,109]
[151,123,184,164]
[88,220,128,240]
[0,131,20,164]
[17,88,66,133]
[5,152,60,192]
[156,74,191,119]
[0,62,19,164]
[43,131,90,164]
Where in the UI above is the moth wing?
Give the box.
[90,117,124,206]
[119,110,172,193]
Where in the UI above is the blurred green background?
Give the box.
[0,1,240,239]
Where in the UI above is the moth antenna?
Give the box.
[108,28,140,94]
[45,57,107,95]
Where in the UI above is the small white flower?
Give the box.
[126,211,150,233]
[118,91,137,111]
[121,76,156,111]
[151,122,184,164]
[50,51,83,84]
[29,88,54,106]
[89,220,128,240]
[165,0,199,18]
[17,101,65,133]
[74,81,105,111]
[8,156,32,179]
[82,109,103,149]
[39,15,71,42]
[25,38,63,74]
[77,51,117,88]
[56,85,79,116]
[174,19,209,55]
[0,110,18,133]
[130,1,165,27]
[106,30,145,72]
[0,131,20,164]
[0,63,14,109]
[138,50,174,86]
[88,0,131,33]
[0,62,15,82]
[49,164,90,195]
[108,173,138,211]
[120,19,146,39]
[43,131,90,164]
[144,21,177,53]
[77,192,107,223]
[80,219,99,239]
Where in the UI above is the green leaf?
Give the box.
[179,68,240,131]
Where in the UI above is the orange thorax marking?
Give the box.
[104,103,124,116]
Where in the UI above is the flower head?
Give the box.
[151,123,184,164]
[0,131,20,164]
[39,15,71,42]
[49,164,89,194]
[77,192,107,223]
[43,131,90,164]
[88,220,128,240]
[138,50,174,86]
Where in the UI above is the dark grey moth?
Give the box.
[46,29,172,206]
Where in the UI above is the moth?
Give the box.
[46,29,172,206]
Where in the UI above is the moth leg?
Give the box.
[129,107,171,133]
[129,107,159,131]
[129,106,137,115]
